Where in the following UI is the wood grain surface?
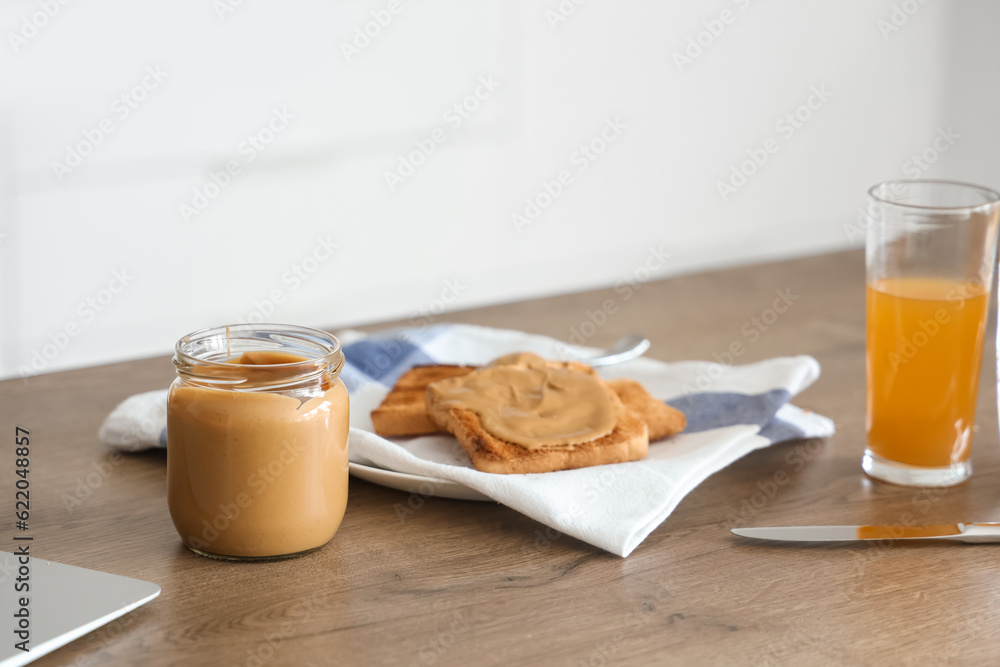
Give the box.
[3,249,999,666]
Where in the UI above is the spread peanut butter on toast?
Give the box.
[370,353,685,474]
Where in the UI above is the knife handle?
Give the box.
[957,523,1000,543]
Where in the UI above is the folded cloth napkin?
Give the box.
[99,323,834,557]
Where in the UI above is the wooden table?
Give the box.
[4,249,999,666]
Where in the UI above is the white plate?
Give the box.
[348,462,491,502]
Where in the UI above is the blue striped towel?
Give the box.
[99,324,834,557]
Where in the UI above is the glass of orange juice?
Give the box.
[864,180,1000,486]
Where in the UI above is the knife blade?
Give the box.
[731,522,1000,543]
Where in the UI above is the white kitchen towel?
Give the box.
[99,324,834,557]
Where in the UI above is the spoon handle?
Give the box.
[586,336,651,367]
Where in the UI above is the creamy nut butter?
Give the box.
[167,324,349,561]
[426,354,616,449]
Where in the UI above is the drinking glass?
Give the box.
[864,179,1000,486]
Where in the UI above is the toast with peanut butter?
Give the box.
[371,364,685,441]
[433,387,650,474]
[425,356,650,473]
[370,353,685,474]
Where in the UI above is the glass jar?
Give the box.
[167,324,349,560]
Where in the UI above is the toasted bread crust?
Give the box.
[605,379,686,441]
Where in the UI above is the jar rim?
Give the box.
[173,323,344,387]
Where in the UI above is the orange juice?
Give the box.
[866,277,989,467]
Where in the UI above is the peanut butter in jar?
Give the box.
[167,324,349,561]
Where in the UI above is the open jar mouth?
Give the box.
[173,323,344,390]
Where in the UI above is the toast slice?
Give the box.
[432,385,650,474]
[605,379,686,440]
[371,364,685,441]
[370,365,475,437]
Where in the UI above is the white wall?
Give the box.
[0,0,994,379]
[938,1,1000,189]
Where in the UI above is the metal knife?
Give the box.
[731,523,1000,544]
